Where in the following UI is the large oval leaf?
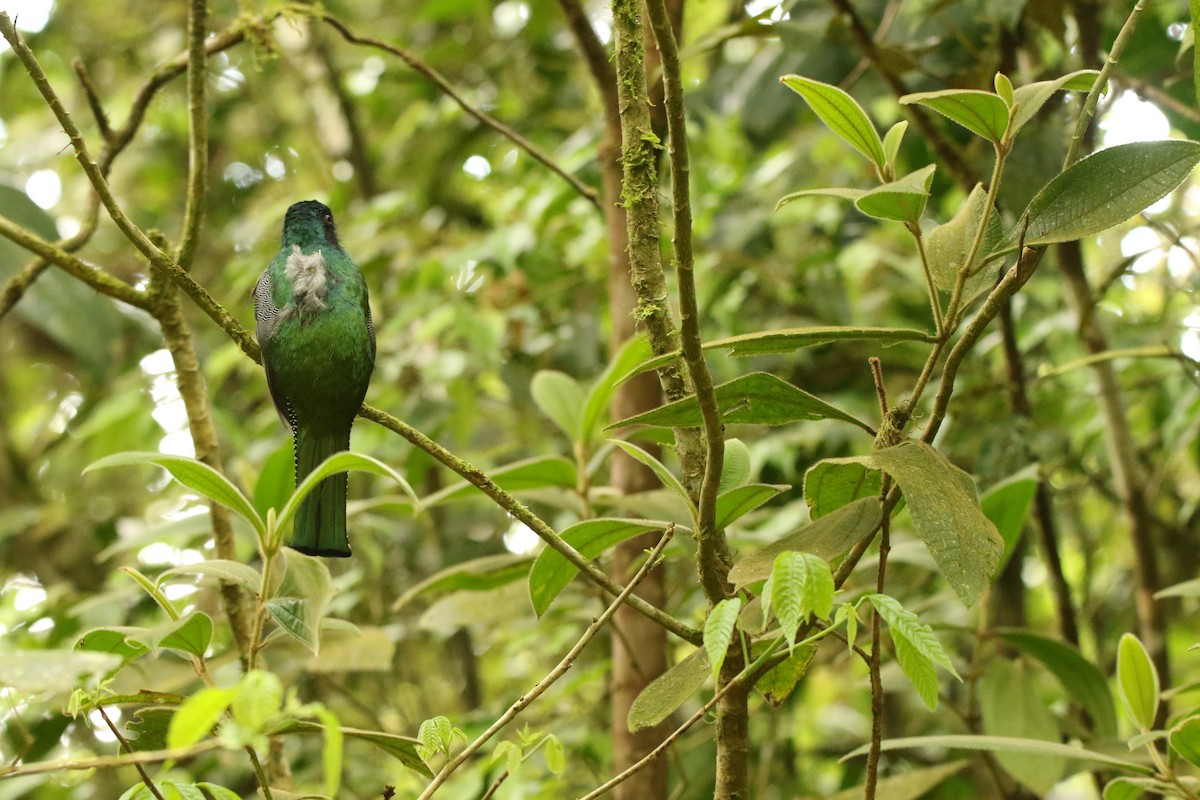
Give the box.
[780,75,885,167]
[901,89,1010,142]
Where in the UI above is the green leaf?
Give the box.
[754,643,816,706]
[278,719,432,777]
[1102,778,1149,800]
[798,761,970,800]
[980,468,1039,575]
[423,455,578,506]
[854,164,937,223]
[1012,140,1200,249]
[252,445,294,521]
[528,517,674,616]
[156,560,262,592]
[901,89,1010,142]
[718,438,751,493]
[628,648,709,732]
[1170,716,1200,767]
[75,627,150,660]
[582,336,654,445]
[804,459,882,519]
[979,659,1065,794]
[704,598,742,681]
[840,734,1153,774]
[493,740,522,775]
[611,441,694,507]
[612,372,871,432]
[167,686,235,749]
[767,552,835,646]
[393,553,532,610]
[925,183,1006,300]
[543,734,565,775]
[871,441,1003,606]
[994,72,1014,106]
[531,370,586,441]
[0,650,123,694]
[231,671,283,733]
[776,186,866,210]
[125,706,176,751]
[1010,70,1101,136]
[1155,578,1200,598]
[151,612,213,659]
[195,785,242,800]
[270,550,335,654]
[279,452,418,535]
[265,598,312,650]
[85,452,265,539]
[868,594,959,710]
[728,497,881,587]
[882,121,908,172]
[1117,632,1159,729]
[313,705,343,798]
[780,74,886,167]
[714,483,786,529]
[997,629,1118,737]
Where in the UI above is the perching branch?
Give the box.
[0,740,223,778]
[175,0,209,271]
[418,527,675,799]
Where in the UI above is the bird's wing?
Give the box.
[363,292,376,362]
[254,269,294,429]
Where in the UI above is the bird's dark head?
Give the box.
[282,200,340,248]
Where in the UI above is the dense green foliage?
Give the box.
[2,0,1200,798]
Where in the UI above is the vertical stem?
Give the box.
[864,360,891,799]
[176,0,208,269]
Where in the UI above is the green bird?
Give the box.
[254,200,375,557]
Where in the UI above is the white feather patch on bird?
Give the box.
[285,244,330,312]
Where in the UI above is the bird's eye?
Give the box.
[323,213,333,223]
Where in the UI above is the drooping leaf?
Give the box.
[780,74,886,167]
[393,553,532,610]
[901,89,1010,142]
[85,453,265,539]
[871,442,1003,606]
[268,550,335,654]
[925,183,1006,300]
[543,734,565,775]
[1010,69,1101,136]
[279,719,432,777]
[611,373,871,433]
[528,517,675,616]
[728,497,881,587]
[1011,140,1200,249]
[997,629,1118,737]
[1117,633,1159,730]
[704,598,742,681]
[854,164,937,223]
[841,735,1151,773]
[714,483,787,529]
[980,467,1039,575]
[422,455,577,506]
[531,370,586,442]
[754,643,816,706]
[979,659,1065,794]
[804,459,882,519]
[867,594,959,710]
[628,648,709,732]
[882,121,908,171]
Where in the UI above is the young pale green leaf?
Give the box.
[543,734,565,775]
[893,631,940,710]
[840,735,1153,774]
[804,458,882,519]
[978,659,1065,794]
[925,183,1006,300]
[900,89,1010,142]
[531,370,586,442]
[1170,716,1200,767]
[627,648,709,732]
[704,598,742,681]
[994,72,1014,106]
[882,121,908,172]
[312,705,343,798]
[582,336,654,443]
[493,740,522,775]
[718,438,751,493]
[422,455,577,507]
[528,517,675,616]
[997,629,1118,737]
[1013,140,1200,249]
[871,441,1003,606]
[167,686,235,749]
[611,440,694,508]
[714,483,786,529]
[278,452,418,535]
[1010,69,1101,136]
[156,560,262,592]
[769,552,835,647]
[854,164,937,224]
[1117,632,1160,729]
[611,372,872,432]
[780,74,886,167]
[868,593,959,710]
[980,467,1039,576]
[85,452,265,539]
[417,715,454,758]
[776,186,867,210]
[728,497,881,587]
[231,671,283,734]
[755,642,816,706]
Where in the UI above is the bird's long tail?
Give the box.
[289,428,351,558]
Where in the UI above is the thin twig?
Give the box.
[319,14,600,209]
[175,0,209,270]
[97,706,166,800]
[0,741,223,778]
[418,527,675,799]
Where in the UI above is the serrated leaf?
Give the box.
[1010,140,1200,250]
[841,734,1153,774]
[1010,69,1101,136]
[1170,716,1200,767]
[531,370,586,441]
[628,648,709,732]
[156,560,262,591]
[768,553,835,646]
[979,659,1065,794]
[704,598,742,681]
[997,629,1117,737]
[85,453,265,539]
[755,643,816,706]
[1117,633,1159,729]
[728,497,881,587]
[611,373,871,432]
[780,74,886,167]
[279,452,418,535]
[528,517,674,616]
[925,183,1006,301]
[804,459,882,519]
[871,441,1003,606]
[901,89,1010,142]
[718,438,751,493]
[714,483,786,529]
[493,740,522,773]
[854,164,937,223]
[868,594,958,710]
[167,687,235,749]
[423,455,577,506]
[393,553,532,610]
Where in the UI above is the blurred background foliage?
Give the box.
[1,0,1199,797]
